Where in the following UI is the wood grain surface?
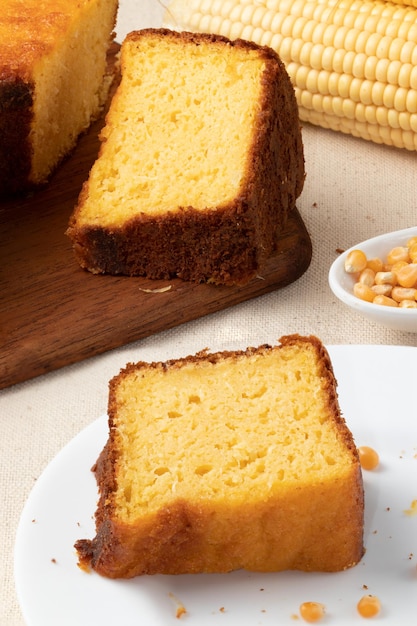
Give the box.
[0,47,312,390]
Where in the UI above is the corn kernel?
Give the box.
[299,601,325,623]
[345,249,367,273]
[399,299,417,308]
[408,243,417,263]
[373,294,398,307]
[353,282,375,302]
[357,594,381,618]
[371,284,392,296]
[406,236,417,248]
[358,446,379,470]
[366,257,383,273]
[359,267,375,287]
[391,260,408,274]
[396,263,417,287]
[386,245,410,265]
[374,271,397,286]
[391,286,417,302]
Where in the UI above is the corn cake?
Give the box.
[75,334,364,578]
[0,0,119,195]
[66,28,305,285]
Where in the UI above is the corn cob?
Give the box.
[163,0,417,150]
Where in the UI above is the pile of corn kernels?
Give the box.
[344,236,417,308]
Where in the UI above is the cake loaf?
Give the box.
[0,0,119,196]
[66,28,305,285]
[75,334,364,579]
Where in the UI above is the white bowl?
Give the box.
[329,226,417,333]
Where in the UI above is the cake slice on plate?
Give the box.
[75,334,364,578]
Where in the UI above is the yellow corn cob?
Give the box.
[163,0,417,150]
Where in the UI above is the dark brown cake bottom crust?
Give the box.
[68,202,288,286]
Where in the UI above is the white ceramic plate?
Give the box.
[15,346,417,625]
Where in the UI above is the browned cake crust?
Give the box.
[75,335,364,579]
[67,29,305,285]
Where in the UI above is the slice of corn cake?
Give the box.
[67,28,305,285]
[75,334,364,578]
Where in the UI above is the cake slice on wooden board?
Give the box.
[75,334,364,579]
[0,0,119,196]
[66,28,305,285]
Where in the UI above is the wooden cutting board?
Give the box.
[0,47,312,390]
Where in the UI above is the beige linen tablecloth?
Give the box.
[1,1,416,624]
